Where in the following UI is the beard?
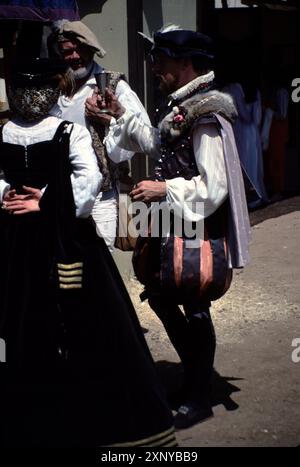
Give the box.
[158,80,169,95]
[157,75,177,95]
[70,61,94,80]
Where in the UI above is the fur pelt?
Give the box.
[159,90,237,142]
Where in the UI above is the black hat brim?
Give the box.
[151,30,214,60]
[11,57,69,88]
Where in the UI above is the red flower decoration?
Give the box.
[174,114,185,123]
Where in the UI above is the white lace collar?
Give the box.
[169,71,215,102]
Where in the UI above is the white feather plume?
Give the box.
[157,23,183,33]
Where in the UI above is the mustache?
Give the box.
[69,59,83,67]
[69,61,94,80]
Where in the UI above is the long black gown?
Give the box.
[0,121,175,448]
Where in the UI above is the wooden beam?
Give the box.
[126,0,147,183]
[196,0,215,34]
[126,0,144,102]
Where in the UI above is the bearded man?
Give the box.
[49,20,150,252]
[93,26,251,429]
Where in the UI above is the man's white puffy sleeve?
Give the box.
[166,123,228,221]
[105,109,161,160]
[69,123,102,217]
[104,80,162,162]
[105,109,228,221]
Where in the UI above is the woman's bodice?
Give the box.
[0,139,55,192]
[0,120,69,194]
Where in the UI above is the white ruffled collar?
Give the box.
[169,71,215,102]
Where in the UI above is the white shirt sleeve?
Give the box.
[104,80,154,163]
[68,123,102,217]
[105,108,161,160]
[166,123,228,221]
[0,172,10,203]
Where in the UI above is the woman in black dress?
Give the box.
[0,58,175,448]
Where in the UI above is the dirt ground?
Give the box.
[124,196,300,447]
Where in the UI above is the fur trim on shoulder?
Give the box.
[159,90,237,141]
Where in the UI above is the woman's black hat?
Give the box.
[11,57,69,88]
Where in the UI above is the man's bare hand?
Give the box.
[85,87,125,125]
[104,88,125,120]
[130,181,167,203]
[85,87,111,125]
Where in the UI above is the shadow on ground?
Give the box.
[155,360,242,412]
[250,196,300,227]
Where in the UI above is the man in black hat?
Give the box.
[93,25,251,430]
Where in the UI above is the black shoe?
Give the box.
[167,385,188,410]
[174,403,213,430]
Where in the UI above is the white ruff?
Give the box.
[169,71,215,102]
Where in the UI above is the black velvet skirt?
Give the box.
[0,210,175,448]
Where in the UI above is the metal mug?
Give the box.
[94,71,111,114]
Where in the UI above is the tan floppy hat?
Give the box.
[55,20,106,58]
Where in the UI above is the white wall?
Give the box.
[79,0,129,77]
[143,0,197,37]
[142,0,197,109]
[78,0,198,76]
